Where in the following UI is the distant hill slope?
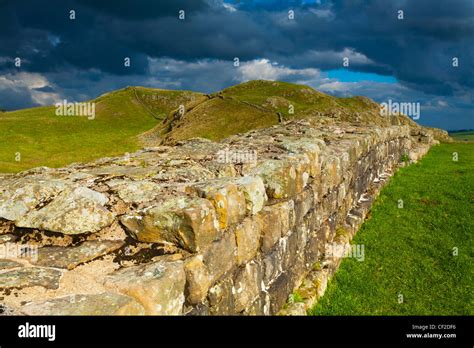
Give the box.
[449,130,474,142]
[0,87,202,173]
[0,80,446,173]
[160,80,419,144]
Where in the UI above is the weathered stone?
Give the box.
[152,163,215,182]
[104,259,186,315]
[0,178,66,221]
[252,160,297,199]
[203,232,236,283]
[233,261,261,312]
[185,302,210,316]
[262,238,287,287]
[193,180,246,230]
[233,176,267,215]
[267,272,296,315]
[21,293,145,315]
[0,267,62,290]
[86,165,159,180]
[106,179,162,203]
[0,259,23,271]
[0,219,14,235]
[281,302,307,316]
[294,188,314,225]
[285,230,306,285]
[121,196,220,252]
[33,240,124,270]
[286,154,312,193]
[16,186,115,235]
[278,138,322,177]
[243,295,266,315]
[184,255,212,305]
[208,276,234,315]
[234,216,262,265]
[0,234,17,244]
[260,201,295,253]
[320,155,342,194]
[0,303,23,315]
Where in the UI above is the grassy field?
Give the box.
[310,142,473,315]
[449,130,474,141]
[0,87,200,173]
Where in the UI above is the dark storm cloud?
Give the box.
[0,0,472,128]
[0,82,37,110]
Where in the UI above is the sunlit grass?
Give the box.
[310,143,473,315]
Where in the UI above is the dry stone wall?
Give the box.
[0,119,437,315]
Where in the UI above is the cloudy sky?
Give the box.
[0,0,472,130]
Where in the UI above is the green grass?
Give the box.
[0,87,200,173]
[310,142,474,315]
[449,130,474,141]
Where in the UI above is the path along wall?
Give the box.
[0,119,438,315]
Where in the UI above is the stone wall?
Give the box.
[0,119,437,315]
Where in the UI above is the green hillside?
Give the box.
[449,130,474,141]
[0,80,446,173]
[0,87,202,173]
[161,80,412,144]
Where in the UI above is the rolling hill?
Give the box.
[160,80,427,144]
[0,87,202,173]
[0,80,444,173]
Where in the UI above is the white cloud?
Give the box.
[0,72,61,106]
[238,58,320,82]
[309,8,335,19]
[222,3,237,12]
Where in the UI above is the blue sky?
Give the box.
[0,0,472,130]
[326,70,397,84]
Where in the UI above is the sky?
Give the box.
[0,0,472,130]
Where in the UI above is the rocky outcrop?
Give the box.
[0,118,438,315]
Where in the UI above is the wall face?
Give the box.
[0,119,437,315]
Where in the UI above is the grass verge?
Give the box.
[310,142,473,315]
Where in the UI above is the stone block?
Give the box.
[233,176,268,215]
[233,261,262,313]
[259,200,295,253]
[184,255,212,305]
[16,186,115,235]
[235,216,262,265]
[251,159,298,199]
[121,196,220,252]
[193,180,246,230]
[22,293,145,315]
[208,276,234,315]
[33,240,123,270]
[203,232,236,283]
[104,259,186,315]
[0,267,63,290]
